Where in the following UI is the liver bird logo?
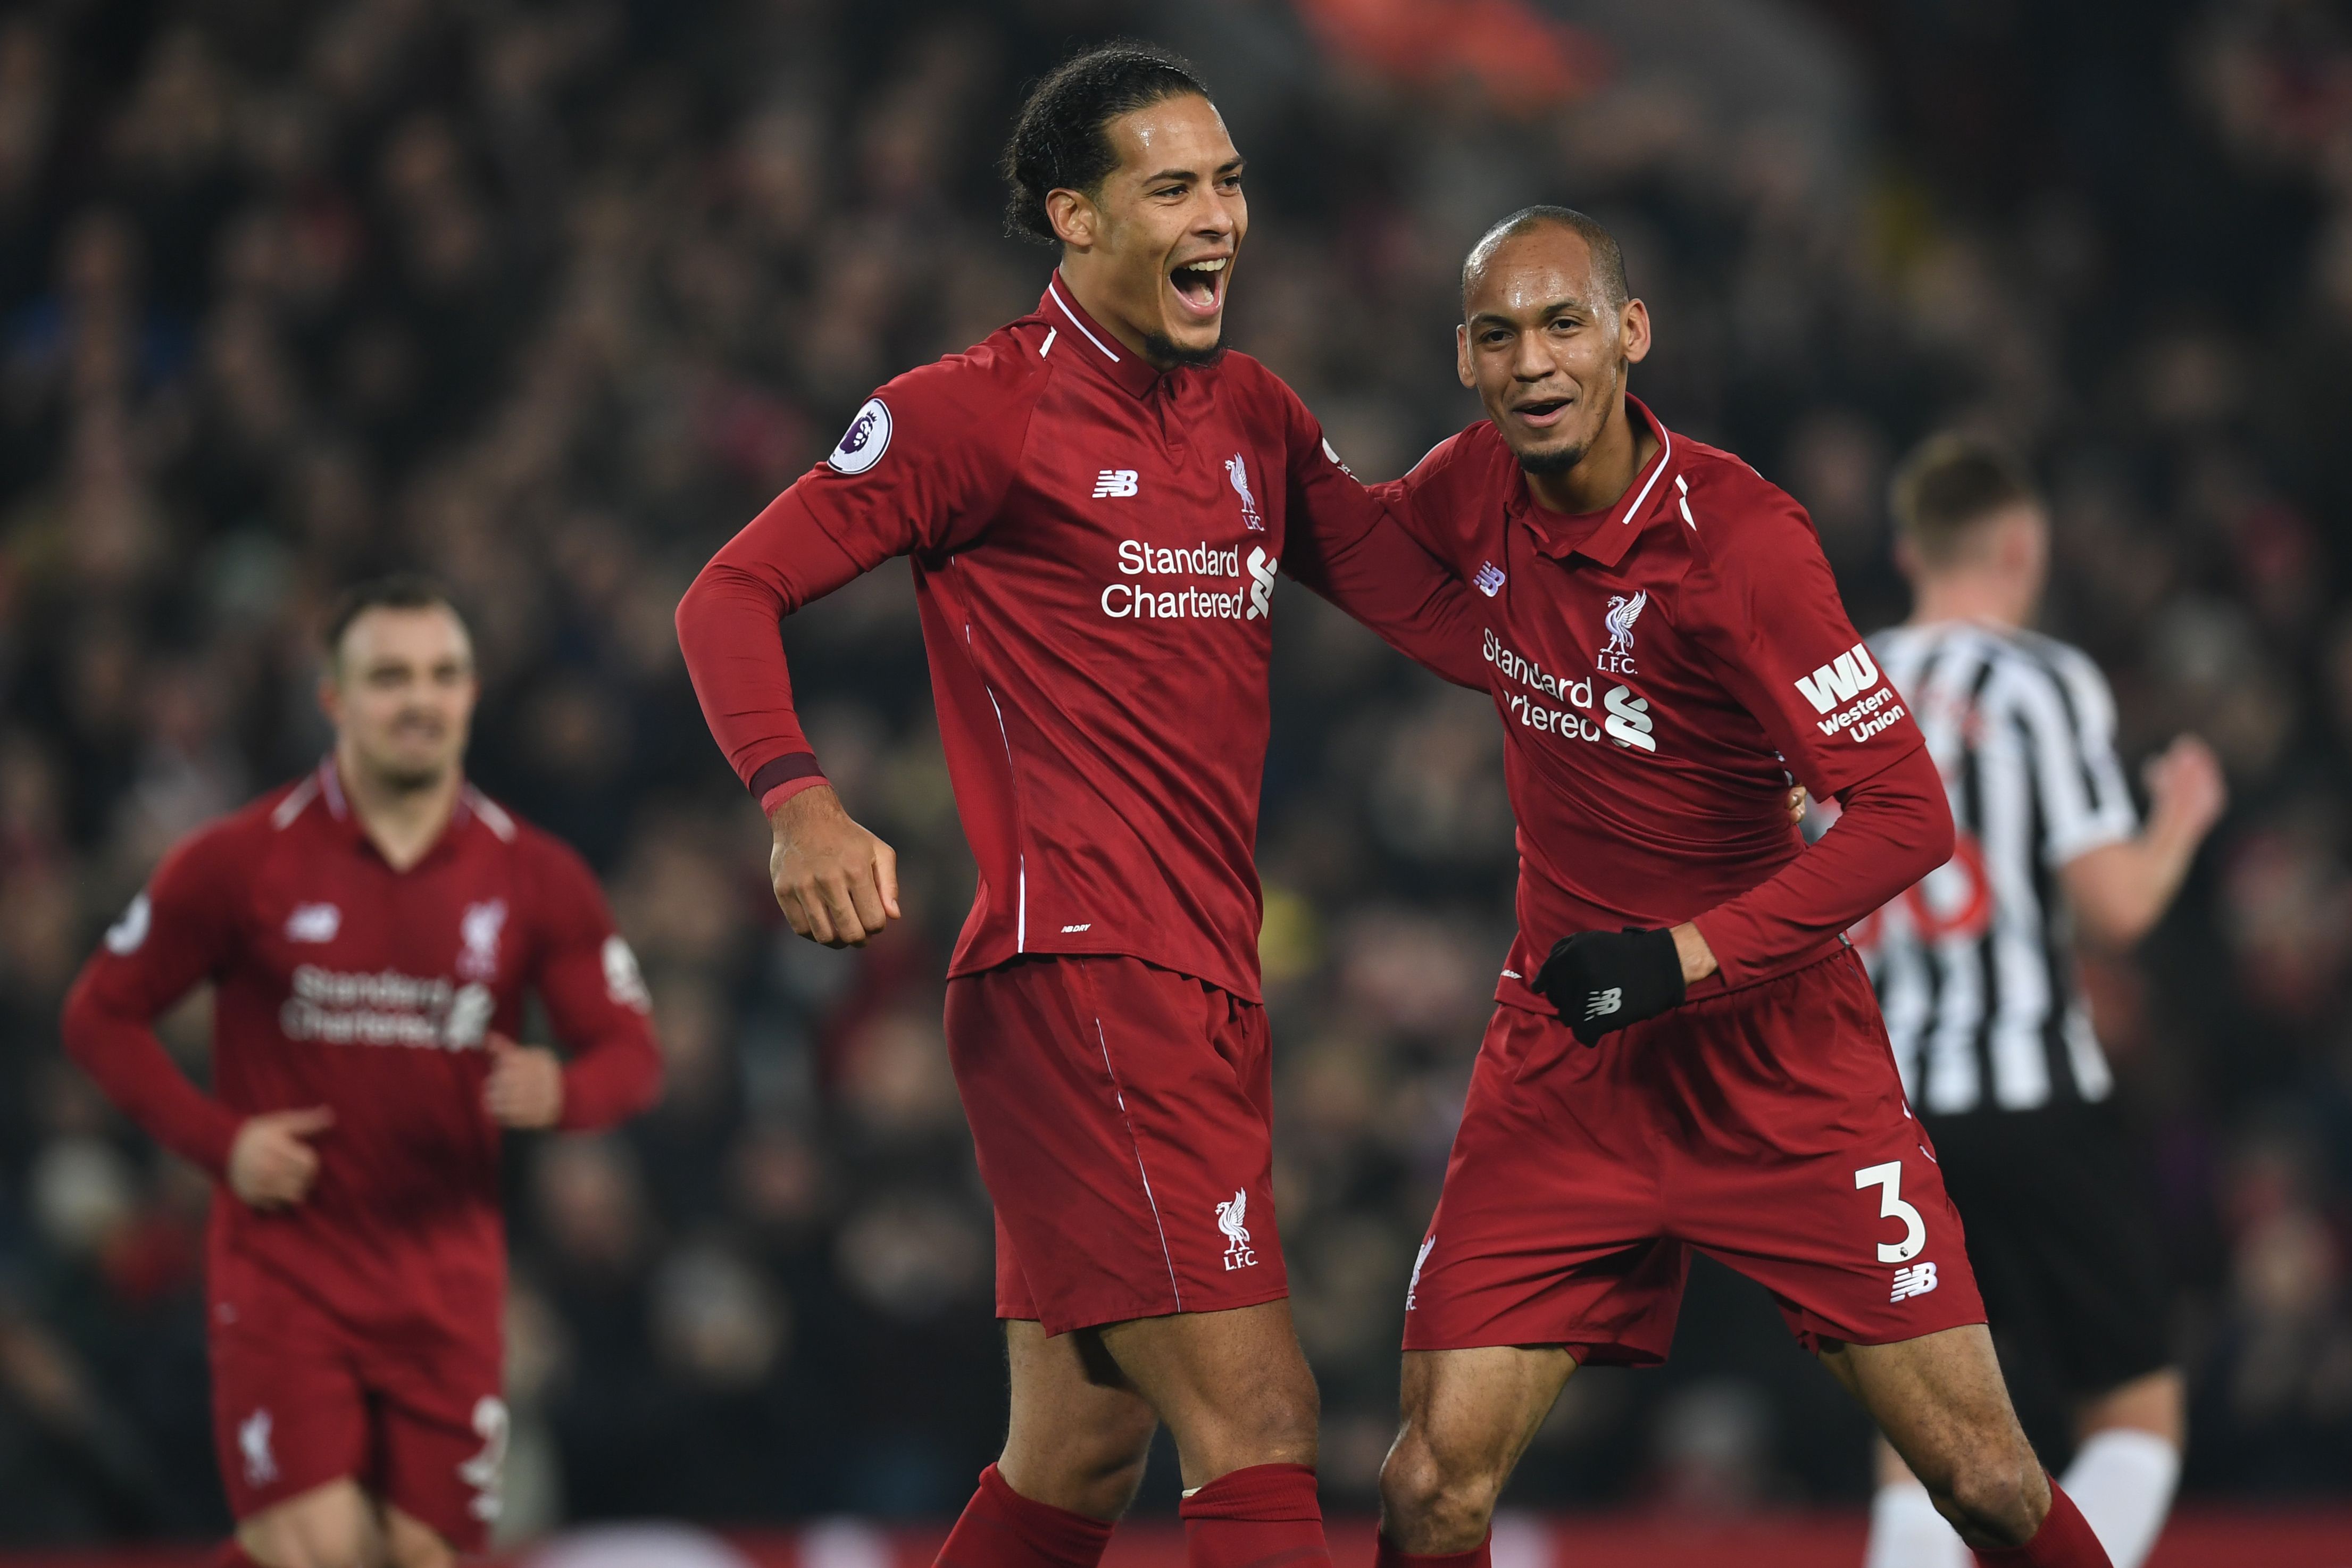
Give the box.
[1602,590,1647,659]
[1216,1189,1250,1247]
[1226,453,1263,530]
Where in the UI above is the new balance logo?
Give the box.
[285,903,341,943]
[1093,469,1139,498]
[1474,562,1506,597]
[1795,641,1882,714]
[1889,1262,1939,1302]
[1584,987,1623,1020]
[1216,1189,1257,1271]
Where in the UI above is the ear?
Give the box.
[1619,298,1653,365]
[1892,536,1922,583]
[1456,323,1475,389]
[1047,188,1098,251]
[318,672,341,726]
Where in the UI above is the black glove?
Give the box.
[1534,928,1687,1045]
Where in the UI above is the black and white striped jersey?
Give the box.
[1857,622,2138,1116]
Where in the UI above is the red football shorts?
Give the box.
[946,953,1287,1335]
[208,1249,505,1547]
[1404,947,1987,1360]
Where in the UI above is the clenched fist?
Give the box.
[484,1032,565,1128]
[770,785,901,948]
[228,1106,333,1210]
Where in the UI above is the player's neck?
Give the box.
[1057,260,1161,366]
[1908,574,2032,632]
[335,743,461,872]
[1523,397,1656,517]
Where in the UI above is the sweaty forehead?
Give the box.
[1104,94,1233,178]
[1465,229,1599,320]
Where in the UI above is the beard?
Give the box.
[373,758,450,793]
[1517,438,1591,476]
[1142,330,1225,369]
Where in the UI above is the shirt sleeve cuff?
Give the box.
[750,753,825,816]
[759,773,829,816]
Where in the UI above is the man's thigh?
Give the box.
[1666,952,1989,1352]
[1820,1323,2037,1493]
[211,1275,370,1528]
[1402,1004,1687,1366]
[366,1340,507,1554]
[949,955,1286,1337]
[999,1319,1158,1516]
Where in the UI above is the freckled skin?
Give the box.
[1052,94,1249,366]
[1456,228,1655,516]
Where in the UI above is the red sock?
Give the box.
[1179,1463,1331,1568]
[1374,1531,1490,1568]
[1973,1480,2114,1568]
[937,1464,1116,1568]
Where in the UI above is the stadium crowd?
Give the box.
[3,0,2350,1541]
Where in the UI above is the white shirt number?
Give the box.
[1855,1161,1926,1263]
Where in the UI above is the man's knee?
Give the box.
[238,1486,379,1568]
[1064,1404,1162,1515]
[381,1509,454,1568]
[1922,1434,2047,1548]
[1379,1427,1504,1549]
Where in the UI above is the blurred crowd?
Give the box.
[3,0,2350,1543]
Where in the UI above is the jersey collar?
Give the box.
[316,755,477,865]
[1513,395,1678,569]
[1042,273,1166,399]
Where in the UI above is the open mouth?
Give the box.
[1512,396,1573,428]
[1169,255,1229,320]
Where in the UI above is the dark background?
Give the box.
[3,0,2350,1542]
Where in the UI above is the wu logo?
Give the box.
[1889,1261,1939,1302]
[1093,469,1139,498]
[1216,1189,1258,1271]
[1226,452,1263,530]
[1794,641,1882,714]
[239,1408,278,1486]
[1598,590,1646,673]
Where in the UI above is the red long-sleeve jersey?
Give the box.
[1376,400,1955,1010]
[676,277,1484,1003]
[61,761,663,1344]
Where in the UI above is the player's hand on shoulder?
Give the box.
[769,783,901,948]
[227,1106,333,1210]
[1533,928,1689,1046]
[484,1033,565,1129]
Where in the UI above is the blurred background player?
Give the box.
[1369,208,2113,1568]
[674,43,1483,1568]
[59,577,664,1568]
[1858,437,2230,1568]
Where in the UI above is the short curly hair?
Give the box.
[999,43,1212,245]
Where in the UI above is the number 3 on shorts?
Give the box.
[1854,1161,1926,1263]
